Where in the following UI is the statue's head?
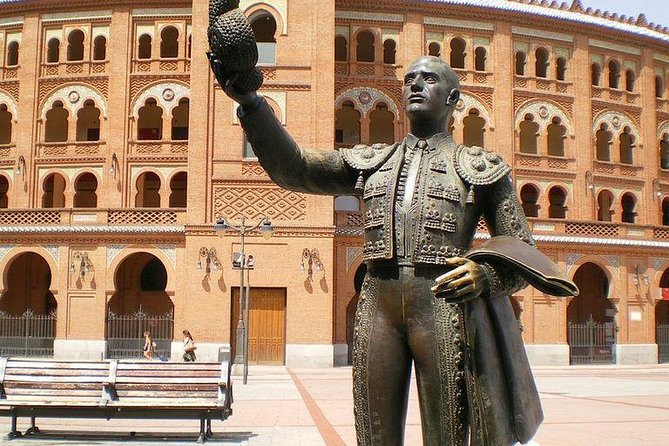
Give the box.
[403,56,460,128]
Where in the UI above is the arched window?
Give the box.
[73,173,98,208]
[595,123,612,161]
[0,175,8,208]
[137,98,162,140]
[356,30,374,63]
[6,41,19,66]
[42,173,66,208]
[519,114,538,154]
[463,109,485,147]
[556,57,567,81]
[335,101,361,145]
[67,30,85,61]
[591,63,601,86]
[520,184,539,218]
[548,186,567,219]
[45,101,69,142]
[428,42,441,57]
[93,36,107,61]
[515,51,526,76]
[663,198,669,226]
[169,172,187,208]
[621,192,636,223]
[625,69,636,92]
[76,99,101,142]
[535,47,549,78]
[335,36,347,61]
[160,26,179,58]
[250,12,277,64]
[597,190,614,222]
[450,38,466,69]
[547,117,566,157]
[138,34,152,60]
[656,75,665,98]
[383,39,396,64]
[47,38,60,63]
[135,172,161,208]
[619,127,634,164]
[369,102,394,144]
[0,104,12,144]
[171,98,189,140]
[608,60,620,89]
[661,134,669,169]
[474,47,486,72]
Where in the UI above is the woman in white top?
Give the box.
[182,329,196,362]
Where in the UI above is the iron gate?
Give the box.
[106,309,173,359]
[657,324,669,363]
[568,318,616,365]
[0,309,56,357]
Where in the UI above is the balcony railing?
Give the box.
[335,211,669,243]
[129,140,188,156]
[336,61,401,79]
[515,153,576,174]
[593,160,644,178]
[455,68,494,86]
[131,58,191,74]
[0,65,18,80]
[40,61,108,77]
[0,143,16,159]
[591,86,640,105]
[514,75,572,94]
[38,141,105,158]
[0,208,186,228]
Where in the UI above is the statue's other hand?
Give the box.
[431,257,490,304]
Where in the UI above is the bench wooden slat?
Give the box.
[114,370,220,378]
[116,363,222,371]
[4,375,107,383]
[113,377,221,384]
[4,389,102,397]
[6,361,109,370]
[6,369,107,377]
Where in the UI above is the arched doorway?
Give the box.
[0,252,57,357]
[106,253,173,359]
[656,269,669,363]
[567,263,616,364]
[346,263,367,365]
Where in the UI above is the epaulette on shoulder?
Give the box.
[453,144,511,186]
[341,142,400,172]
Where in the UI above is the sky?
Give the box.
[581,0,669,28]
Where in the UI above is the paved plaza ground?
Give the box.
[2,364,668,445]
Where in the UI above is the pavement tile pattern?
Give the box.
[2,365,668,445]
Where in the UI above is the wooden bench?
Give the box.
[0,356,232,443]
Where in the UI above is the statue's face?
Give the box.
[403,58,454,123]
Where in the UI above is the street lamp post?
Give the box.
[215,216,273,384]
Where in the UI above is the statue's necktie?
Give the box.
[402,139,427,211]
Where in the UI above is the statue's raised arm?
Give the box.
[207,0,362,196]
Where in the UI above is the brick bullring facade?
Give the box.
[0,0,668,366]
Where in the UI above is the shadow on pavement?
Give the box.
[7,430,257,444]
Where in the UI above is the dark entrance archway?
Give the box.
[106,253,173,359]
[656,269,669,363]
[346,263,367,365]
[0,252,56,356]
[567,262,616,364]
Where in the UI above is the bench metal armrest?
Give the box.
[100,359,119,404]
[0,357,7,399]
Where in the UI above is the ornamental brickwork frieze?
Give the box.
[514,92,573,118]
[39,77,109,103]
[0,81,19,106]
[129,76,190,104]
[213,185,307,222]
